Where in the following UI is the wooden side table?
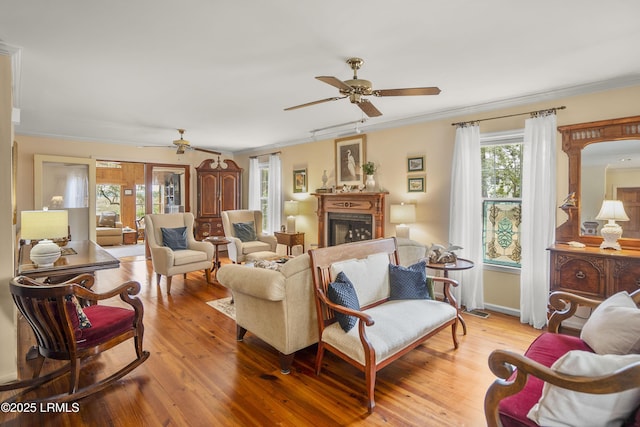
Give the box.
[204,236,231,276]
[274,232,304,256]
[122,229,137,245]
[426,257,474,335]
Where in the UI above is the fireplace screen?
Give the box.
[328,213,373,246]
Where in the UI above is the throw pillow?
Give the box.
[389,261,431,300]
[98,211,117,227]
[65,295,92,329]
[527,350,640,427]
[161,226,188,250]
[233,221,257,242]
[327,271,360,333]
[580,291,640,354]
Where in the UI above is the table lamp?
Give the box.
[21,209,69,267]
[284,200,299,233]
[595,200,629,250]
[390,203,416,239]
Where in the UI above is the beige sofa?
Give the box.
[215,238,429,374]
[96,213,123,246]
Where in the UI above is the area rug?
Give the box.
[103,243,145,259]
[206,297,235,320]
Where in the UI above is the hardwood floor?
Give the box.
[2,255,541,426]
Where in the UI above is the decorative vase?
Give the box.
[365,174,376,192]
[29,239,62,267]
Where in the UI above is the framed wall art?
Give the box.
[407,155,425,172]
[408,176,426,193]
[293,168,307,193]
[335,134,366,187]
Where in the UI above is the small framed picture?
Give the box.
[293,169,307,193]
[407,155,425,172]
[124,188,134,196]
[408,176,426,193]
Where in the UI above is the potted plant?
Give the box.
[362,162,377,191]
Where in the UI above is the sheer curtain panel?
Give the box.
[449,124,484,310]
[266,154,282,234]
[520,113,557,328]
[248,157,260,211]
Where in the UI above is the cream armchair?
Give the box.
[216,254,318,373]
[221,210,277,263]
[145,213,214,294]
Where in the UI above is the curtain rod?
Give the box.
[249,151,281,159]
[451,106,566,127]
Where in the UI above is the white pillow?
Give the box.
[330,252,390,306]
[527,350,640,427]
[581,291,640,354]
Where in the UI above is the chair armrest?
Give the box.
[188,240,214,259]
[226,236,242,261]
[547,291,604,333]
[73,281,144,321]
[315,287,375,327]
[258,234,278,251]
[430,276,459,308]
[484,349,640,427]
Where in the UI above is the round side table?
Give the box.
[204,236,231,277]
[426,257,474,335]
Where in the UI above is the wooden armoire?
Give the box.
[195,158,242,240]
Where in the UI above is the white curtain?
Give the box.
[248,157,260,211]
[266,153,282,234]
[449,124,484,310]
[520,113,557,328]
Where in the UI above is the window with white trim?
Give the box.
[481,131,523,268]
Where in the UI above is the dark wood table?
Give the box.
[18,240,120,281]
[274,232,304,256]
[204,236,231,275]
[426,257,474,335]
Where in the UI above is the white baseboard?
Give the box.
[483,303,520,318]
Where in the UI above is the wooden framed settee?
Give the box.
[485,289,640,427]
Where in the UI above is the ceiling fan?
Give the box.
[284,57,440,117]
[172,129,221,155]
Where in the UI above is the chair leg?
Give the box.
[279,352,295,375]
[315,342,325,375]
[69,358,81,395]
[205,268,212,284]
[451,321,459,349]
[166,276,172,294]
[156,273,161,285]
[236,325,247,341]
[366,368,377,414]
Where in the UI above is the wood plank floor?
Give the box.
[1,255,541,426]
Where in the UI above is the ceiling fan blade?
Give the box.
[374,87,441,97]
[284,96,346,111]
[316,76,353,92]
[194,147,222,155]
[357,100,382,117]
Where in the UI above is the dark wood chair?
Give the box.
[0,274,149,403]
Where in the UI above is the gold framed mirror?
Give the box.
[556,115,640,249]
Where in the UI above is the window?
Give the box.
[259,162,269,231]
[96,184,121,215]
[481,131,523,268]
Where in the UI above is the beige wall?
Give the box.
[0,54,17,381]
[3,82,640,377]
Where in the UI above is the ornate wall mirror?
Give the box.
[556,115,640,249]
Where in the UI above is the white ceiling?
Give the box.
[2,1,640,154]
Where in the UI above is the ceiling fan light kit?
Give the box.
[171,129,221,155]
[285,57,440,117]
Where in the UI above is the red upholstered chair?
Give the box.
[0,274,149,403]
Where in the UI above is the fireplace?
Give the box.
[313,192,387,247]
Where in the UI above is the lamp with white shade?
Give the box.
[595,200,630,250]
[390,203,416,239]
[284,200,299,233]
[21,209,69,267]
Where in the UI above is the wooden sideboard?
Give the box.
[548,244,640,299]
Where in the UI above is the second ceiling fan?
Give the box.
[285,57,440,117]
[172,129,221,155]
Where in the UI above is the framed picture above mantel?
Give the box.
[335,134,366,187]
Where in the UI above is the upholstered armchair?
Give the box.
[221,210,277,263]
[145,213,214,294]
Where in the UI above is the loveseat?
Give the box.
[96,212,123,246]
[485,290,640,427]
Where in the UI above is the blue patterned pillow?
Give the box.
[327,271,360,332]
[161,226,188,250]
[389,261,432,300]
[233,221,257,242]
